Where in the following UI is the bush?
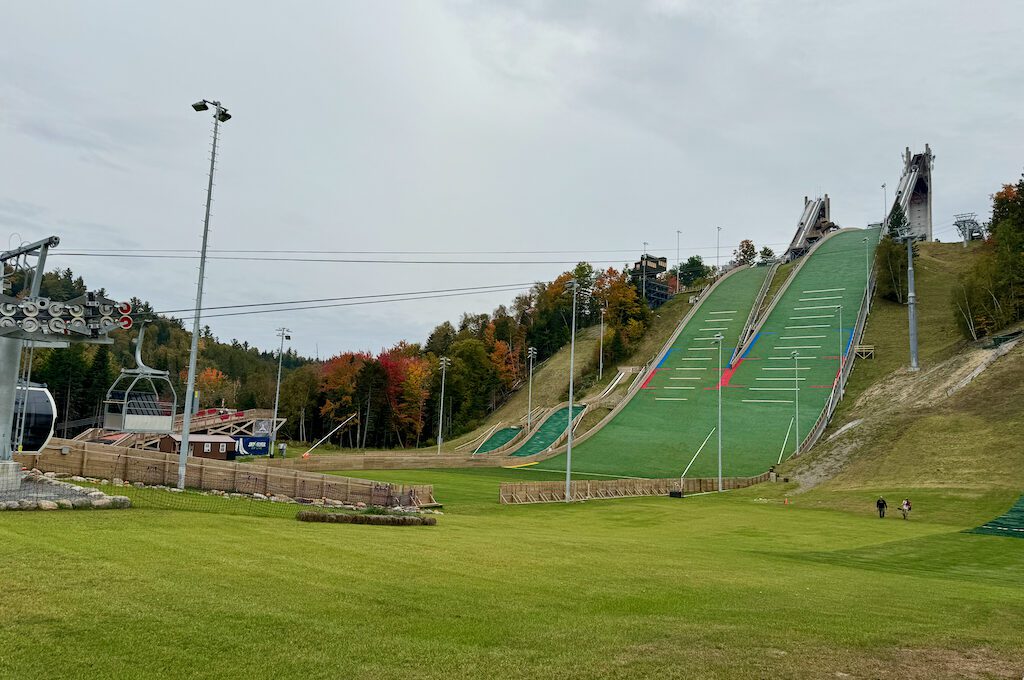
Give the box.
[296,510,437,526]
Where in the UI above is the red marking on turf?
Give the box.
[640,369,659,389]
[707,358,744,390]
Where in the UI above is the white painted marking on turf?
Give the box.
[757,377,806,381]
[785,324,830,329]
[749,387,797,391]
[790,315,832,320]
[774,345,821,350]
[780,335,826,340]
[695,337,720,341]
[795,305,839,311]
[687,347,717,351]
[799,296,843,301]
[802,288,844,294]
[664,386,695,390]
[699,328,727,331]
[669,377,701,380]
[704,319,733,323]
[777,417,795,464]
[707,310,737,314]
[768,356,817,360]
[742,399,794,403]
[681,427,716,478]
[675,367,707,370]
[655,397,688,401]
[761,367,810,371]
[680,358,712,361]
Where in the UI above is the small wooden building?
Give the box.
[158,434,238,461]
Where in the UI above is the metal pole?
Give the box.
[641,242,648,302]
[565,281,578,503]
[792,352,800,457]
[716,227,722,275]
[676,230,681,293]
[179,106,223,489]
[526,347,536,430]
[598,309,604,381]
[882,183,887,231]
[906,238,919,371]
[716,334,723,492]
[269,327,289,458]
[836,306,844,399]
[436,357,449,453]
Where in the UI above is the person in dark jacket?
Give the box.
[876,497,887,518]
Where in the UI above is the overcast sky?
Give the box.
[2,1,1021,358]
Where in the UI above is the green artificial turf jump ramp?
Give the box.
[538,228,880,479]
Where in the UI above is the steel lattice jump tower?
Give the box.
[891,144,935,241]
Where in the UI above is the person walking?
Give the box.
[876,496,887,519]
[900,498,912,520]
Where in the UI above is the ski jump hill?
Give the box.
[535,222,882,480]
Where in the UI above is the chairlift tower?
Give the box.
[0,237,134,490]
[953,212,982,247]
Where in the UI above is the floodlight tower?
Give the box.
[178,99,231,489]
[712,333,724,491]
[269,327,291,457]
[436,356,451,454]
[564,278,580,502]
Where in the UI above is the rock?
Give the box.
[112,478,123,485]
[168,487,183,493]
[109,496,132,509]
[37,500,58,511]
[133,482,145,488]
[56,499,74,510]
[4,500,20,511]
[18,499,37,511]
[54,472,71,479]
[100,479,110,485]
[355,502,367,509]
[271,495,293,503]
[31,468,42,475]
[44,471,57,478]
[71,475,87,482]
[71,498,93,509]
[87,491,105,499]
[91,498,113,509]
[252,493,267,500]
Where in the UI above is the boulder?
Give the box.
[91,498,113,509]
[71,497,93,509]
[252,493,267,500]
[4,500,20,511]
[18,499,38,511]
[133,482,145,488]
[109,496,132,509]
[44,471,57,478]
[112,478,123,485]
[71,476,87,483]
[37,500,58,511]
[87,491,105,499]
[56,499,74,510]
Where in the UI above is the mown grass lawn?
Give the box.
[2,467,1022,679]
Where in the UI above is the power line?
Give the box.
[152,282,537,315]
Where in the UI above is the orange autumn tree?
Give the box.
[319,352,370,425]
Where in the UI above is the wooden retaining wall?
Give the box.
[16,439,435,507]
[498,473,770,504]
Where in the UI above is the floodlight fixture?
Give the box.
[192,100,209,111]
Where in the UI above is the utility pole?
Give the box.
[564,279,579,503]
[598,308,605,381]
[526,347,537,430]
[713,333,724,492]
[436,356,451,453]
[791,351,800,457]
[179,99,231,489]
[269,327,291,459]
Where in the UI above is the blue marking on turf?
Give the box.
[655,348,675,369]
[741,333,761,359]
[843,328,854,355]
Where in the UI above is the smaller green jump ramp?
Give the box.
[475,427,521,454]
[970,495,1024,538]
[511,406,581,457]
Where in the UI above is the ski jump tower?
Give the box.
[890,144,934,241]
[784,194,834,261]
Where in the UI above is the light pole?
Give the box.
[178,98,231,489]
[598,307,605,381]
[436,356,451,453]
[641,241,648,302]
[676,229,682,293]
[905,236,919,371]
[863,236,870,286]
[716,226,722,276]
[834,306,844,398]
[713,332,724,492]
[564,279,580,503]
[526,347,537,430]
[269,327,291,457]
[791,351,800,457]
[881,183,887,232]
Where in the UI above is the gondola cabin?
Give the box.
[12,384,56,453]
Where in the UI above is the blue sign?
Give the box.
[236,436,270,456]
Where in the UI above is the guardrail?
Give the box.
[732,262,780,365]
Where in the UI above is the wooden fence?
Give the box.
[498,473,770,504]
[16,439,435,507]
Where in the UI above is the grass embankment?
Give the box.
[3,470,1022,678]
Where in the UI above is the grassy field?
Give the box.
[2,465,1023,678]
